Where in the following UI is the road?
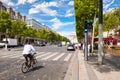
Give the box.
[0,45,75,80]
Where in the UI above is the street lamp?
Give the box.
[98,0,104,64]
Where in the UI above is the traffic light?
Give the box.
[84,20,88,32]
[84,19,93,32]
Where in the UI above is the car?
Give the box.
[0,42,5,48]
[39,43,46,47]
[67,44,75,51]
[57,43,62,47]
[33,43,40,46]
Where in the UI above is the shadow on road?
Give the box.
[26,65,44,73]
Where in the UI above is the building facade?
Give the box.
[26,18,53,31]
[0,1,26,22]
[0,1,26,41]
[26,19,44,29]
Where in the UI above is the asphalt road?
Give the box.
[0,45,75,80]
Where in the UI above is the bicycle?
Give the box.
[21,53,37,73]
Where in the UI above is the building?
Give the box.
[0,1,26,41]
[26,18,44,29]
[70,33,78,43]
[0,1,26,22]
[26,18,54,32]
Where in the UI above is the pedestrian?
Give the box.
[88,43,91,56]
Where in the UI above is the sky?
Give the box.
[0,0,120,40]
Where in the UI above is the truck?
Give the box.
[61,41,66,46]
[0,38,17,48]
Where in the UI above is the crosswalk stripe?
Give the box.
[52,53,65,61]
[64,53,72,61]
[36,52,51,59]
[1,53,20,58]
[19,52,46,59]
[41,52,59,60]
[0,51,72,61]
[10,55,22,58]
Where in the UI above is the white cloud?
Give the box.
[50,18,74,30]
[16,0,36,5]
[57,31,75,38]
[103,0,115,11]
[0,0,15,6]
[17,0,26,5]
[27,0,37,3]
[65,9,74,17]
[8,2,14,6]
[29,1,58,16]
[68,1,73,6]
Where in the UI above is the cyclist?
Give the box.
[22,42,36,67]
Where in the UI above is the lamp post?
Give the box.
[5,28,8,50]
[98,0,104,64]
[84,20,88,61]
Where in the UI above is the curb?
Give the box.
[64,50,79,80]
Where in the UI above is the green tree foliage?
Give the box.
[37,27,69,42]
[94,8,120,36]
[0,11,11,32]
[10,20,27,37]
[0,11,69,42]
[74,0,98,42]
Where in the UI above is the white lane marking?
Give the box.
[52,53,65,61]
[64,53,72,61]
[41,52,59,60]
[36,52,51,59]
[1,53,20,58]
[19,52,45,59]
[10,55,22,58]
[1,52,45,58]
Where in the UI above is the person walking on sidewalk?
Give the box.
[88,43,91,56]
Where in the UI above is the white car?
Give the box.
[67,44,75,51]
[0,42,5,48]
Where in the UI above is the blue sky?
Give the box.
[0,0,120,39]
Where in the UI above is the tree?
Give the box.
[0,11,11,33]
[74,0,98,42]
[10,20,27,37]
[94,8,120,37]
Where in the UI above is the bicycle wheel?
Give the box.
[32,59,38,68]
[21,62,29,73]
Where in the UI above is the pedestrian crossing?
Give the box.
[0,51,73,62]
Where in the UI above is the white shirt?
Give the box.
[22,44,36,55]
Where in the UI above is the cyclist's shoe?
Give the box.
[33,61,35,64]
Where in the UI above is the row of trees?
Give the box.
[0,11,70,42]
[74,0,120,41]
[94,8,120,36]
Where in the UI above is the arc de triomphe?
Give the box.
[70,33,77,43]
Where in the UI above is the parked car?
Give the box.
[67,44,75,51]
[0,42,5,48]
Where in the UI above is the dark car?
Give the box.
[67,44,75,51]
[39,43,46,47]
[57,43,62,47]
[33,43,40,46]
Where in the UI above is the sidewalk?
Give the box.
[78,50,120,80]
